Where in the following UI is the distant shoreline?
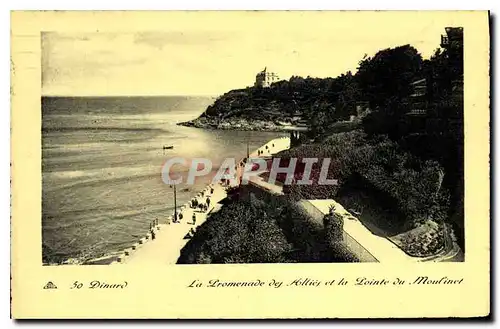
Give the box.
[177,117,309,132]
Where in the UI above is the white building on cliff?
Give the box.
[254,67,279,88]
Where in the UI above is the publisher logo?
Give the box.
[161,157,338,186]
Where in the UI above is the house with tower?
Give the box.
[254,67,279,88]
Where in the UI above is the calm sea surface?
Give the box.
[42,96,287,264]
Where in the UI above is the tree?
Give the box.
[356,45,424,139]
[356,45,423,110]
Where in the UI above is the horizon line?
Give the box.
[41,94,220,98]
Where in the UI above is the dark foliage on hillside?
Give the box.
[181,28,464,257]
[177,196,358,264]
[273,33,464,247]
[197,69,362,127]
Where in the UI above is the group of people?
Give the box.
[150,218,159,240]
[190,197,211,212]
[188,190,214,225]
[168,186,216,227]
[256,143,274,156]
[220,178,232,187]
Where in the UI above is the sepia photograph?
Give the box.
[10,10,490,319]
[41,21,465,266]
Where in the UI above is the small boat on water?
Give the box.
[163,145,174,150]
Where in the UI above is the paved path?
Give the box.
[308,200,414,263]
[113,137,290,265]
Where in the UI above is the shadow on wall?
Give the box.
[254,195,360,263]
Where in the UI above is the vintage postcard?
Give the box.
[11,11,490,318]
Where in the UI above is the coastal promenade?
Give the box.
[113,136,291,265]
[113,133,458,265]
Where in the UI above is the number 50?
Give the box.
[71,281,83,289]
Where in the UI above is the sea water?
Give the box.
[42,96,287,264]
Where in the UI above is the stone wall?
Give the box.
[240,183,378,262]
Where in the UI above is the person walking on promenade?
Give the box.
[178,212,183,221]
[151,228,156,240]
[192,213,196,225]
[210,187,214,194]
[206,197,211,208]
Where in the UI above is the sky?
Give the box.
[41,13,454,97]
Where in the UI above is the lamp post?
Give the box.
[246,139,250,159]
[170,184,177,222]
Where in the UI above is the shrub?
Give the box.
[177,198,293,264]
[324,210,344,245]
